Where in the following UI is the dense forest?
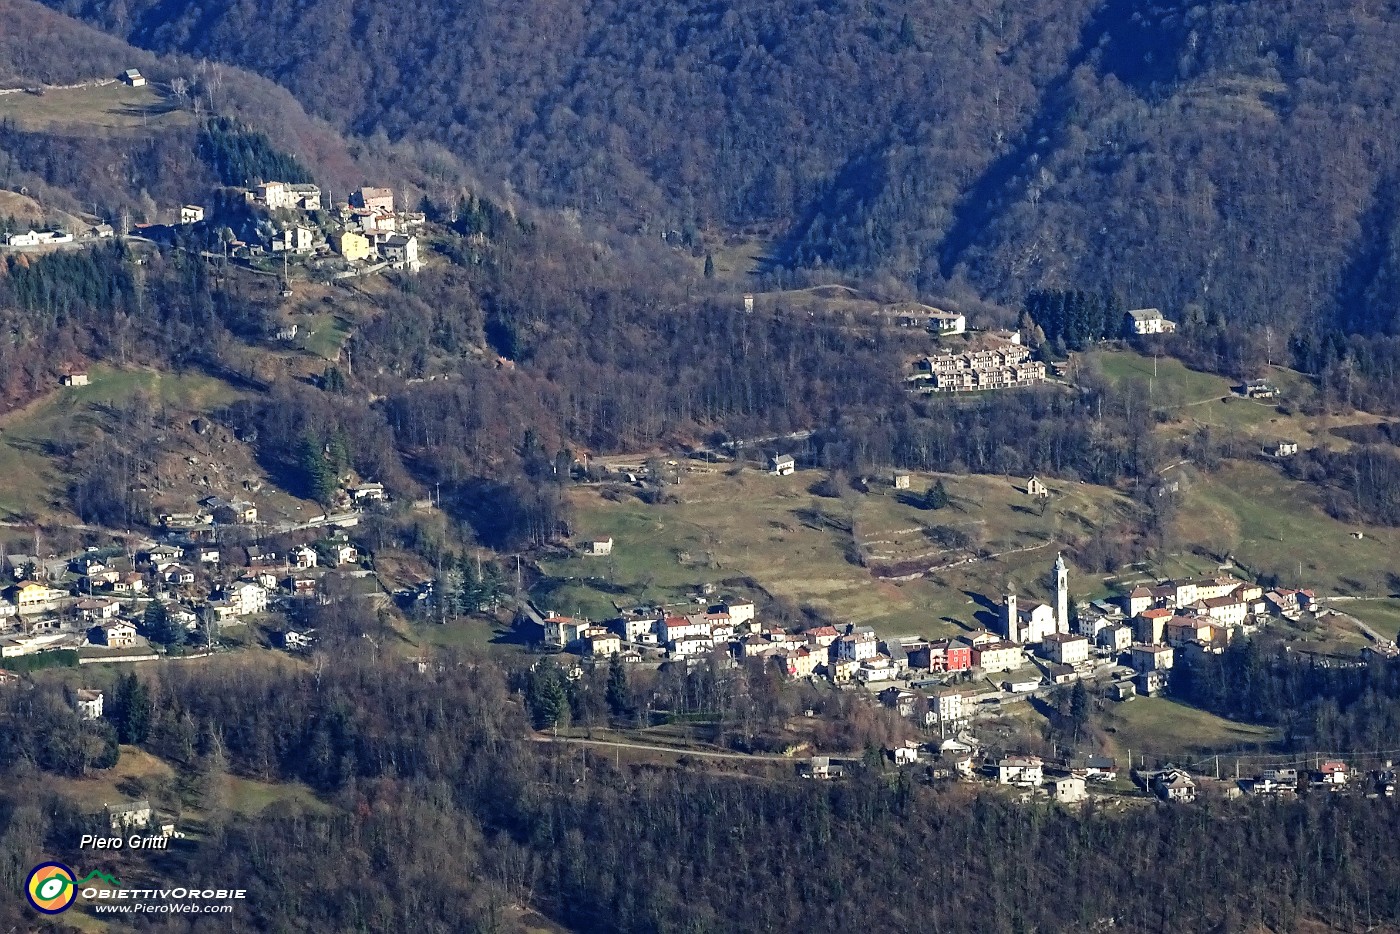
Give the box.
[1173,637,1400,753]
[5,646,1400,933]
[31,0,1400,347]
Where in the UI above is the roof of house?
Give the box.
[1043,633,1087,644]
[1133,644,1173,654]
[1000,756,1042,768]
[1127,308,1163,321]
[1203,595,1244,608]
[978,640,1021,652]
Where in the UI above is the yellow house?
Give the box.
[334,230,371,263]
[11,581,61,613]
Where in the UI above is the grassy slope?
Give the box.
[0,81,192,134]
[540,469,1131,635]
[0,366,244,521]
[1100,697,1280,759]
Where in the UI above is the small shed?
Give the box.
[122,69,146,87]
[892,473,911,490]
[61,373,89,387]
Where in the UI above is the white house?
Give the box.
[832,629,878,662]
[1041,633,1090,666]
[585,537,613,557]
[75,689,104,720]
[543,615,588,647]
[928,689,965,728]
[230,581,268,616]
[1131,643,1175,672]
[122,69,146,87]
[292,546,318,570]
[770,454,796,476]
[180,205,205,225]
[1049,775,1087,804]
[997,756,1043,786]
[1124,308,1176,336]
[93,620,138,648]
[659,615,711,644]
[380,234,421,271]
[328,542,358,566]
[723,600,756,627]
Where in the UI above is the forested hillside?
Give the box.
[6,651,1400,933]
[37,0,1400,341]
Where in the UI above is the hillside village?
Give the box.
[533,523,1400,805]
[5,180,424,277]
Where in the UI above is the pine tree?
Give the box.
[606,655,631,719]
[924,479,950,510]
[703,253,715,278]
[298,432,337,504]
[110,672,151,745]
[142,601,183,649]
[527,659,570,729]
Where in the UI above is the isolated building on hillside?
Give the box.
[75,689,104,720]
[106,800,152,831]
[180,205,205,225]
[1123,308,1176,336]
[122,68,145,87]
[770,454,796,476]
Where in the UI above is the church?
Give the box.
[1003,554,1070,644]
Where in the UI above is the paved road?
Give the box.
[526,734,795,762]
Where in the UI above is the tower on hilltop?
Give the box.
[1054,553,1069,633]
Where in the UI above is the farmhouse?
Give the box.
[770,454,796,476]
[106,800,152,831]
[1123,308,1176,336]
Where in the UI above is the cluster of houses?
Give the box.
[0,534,361,659]
[1070,573,1321,697]
[911,330,1048,393]
[236,182,423,272]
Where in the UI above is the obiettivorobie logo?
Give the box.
[23,860,246,915]
[25,862,122,914]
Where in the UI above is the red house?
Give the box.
[931,639,971,672]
